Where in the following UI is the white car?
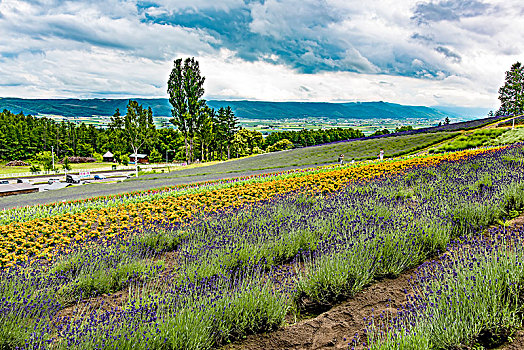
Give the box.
[48,178,60,185]
[66,174,81,184]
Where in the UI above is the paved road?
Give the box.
[0,161,333,210]
[34,176,129,192]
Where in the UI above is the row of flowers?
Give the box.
[0,147,504,266]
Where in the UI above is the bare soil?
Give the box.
[224,272,414,350]
[498,331,524,350]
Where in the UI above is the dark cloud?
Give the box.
[435,46,461,62]
[46,20,132,50]
[141,4,364,74]
[412,0,490,24]
[0,49,45,60]
[411,33,434,43]
[140,1,447,78]
[378,81,394,86]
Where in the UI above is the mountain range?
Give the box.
[0,98,490,121]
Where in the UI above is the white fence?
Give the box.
[0,162,186,179]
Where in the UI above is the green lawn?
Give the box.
[432,128,508,152]
[0,162,118,175]
[0,160,226,177]
[141,131,460,181]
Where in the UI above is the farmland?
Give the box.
[1,140,524,349]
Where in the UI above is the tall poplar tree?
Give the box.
[167,57,206,164]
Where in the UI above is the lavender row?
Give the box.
[362,225,524,349]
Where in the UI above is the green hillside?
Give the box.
[0,97,459,120]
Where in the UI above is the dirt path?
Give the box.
[224,272,414,350]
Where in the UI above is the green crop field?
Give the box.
[141,131,460,180]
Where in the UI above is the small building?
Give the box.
[102,151,114,162]
[129,153,149,164]
[0,183,38,197]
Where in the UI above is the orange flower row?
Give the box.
[0,147,502,266]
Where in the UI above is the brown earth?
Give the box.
[498,331,524,350]
[224,271,415,350]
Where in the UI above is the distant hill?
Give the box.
[432,106,492,119]
[206,100,453,120]
[0,97,470,120]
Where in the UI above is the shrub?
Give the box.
[59,157,96,164]
[93,152,103,162]
[267,139,293,152]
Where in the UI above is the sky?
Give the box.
[0,0,522,108]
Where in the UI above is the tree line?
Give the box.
[0,107,363,165]
[265,128,363,147]
[0,57,366,167]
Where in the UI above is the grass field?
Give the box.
[140,131,460,181]
[0,162,122,175]
[0,161,220,177]
[0,131,460,210]
[0,131,457,178]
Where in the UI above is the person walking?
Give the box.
[338,154,344,165]
[379,149,384,161]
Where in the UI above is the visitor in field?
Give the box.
[379,149,384,160]
[338,154,344,164]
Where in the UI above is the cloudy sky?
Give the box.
[0,0,522,108]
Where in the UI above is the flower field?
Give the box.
[0,147,504,266]
[1,144,524,349]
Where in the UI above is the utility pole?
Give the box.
[51,146,55,172]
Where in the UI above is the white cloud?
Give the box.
[0,0,522,109]
[200,49,497,108]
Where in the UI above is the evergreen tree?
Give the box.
[196,106,215,162]
[219,106,238,159]
[62,156,72,171]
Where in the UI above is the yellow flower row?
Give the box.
[0,147,501,266]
